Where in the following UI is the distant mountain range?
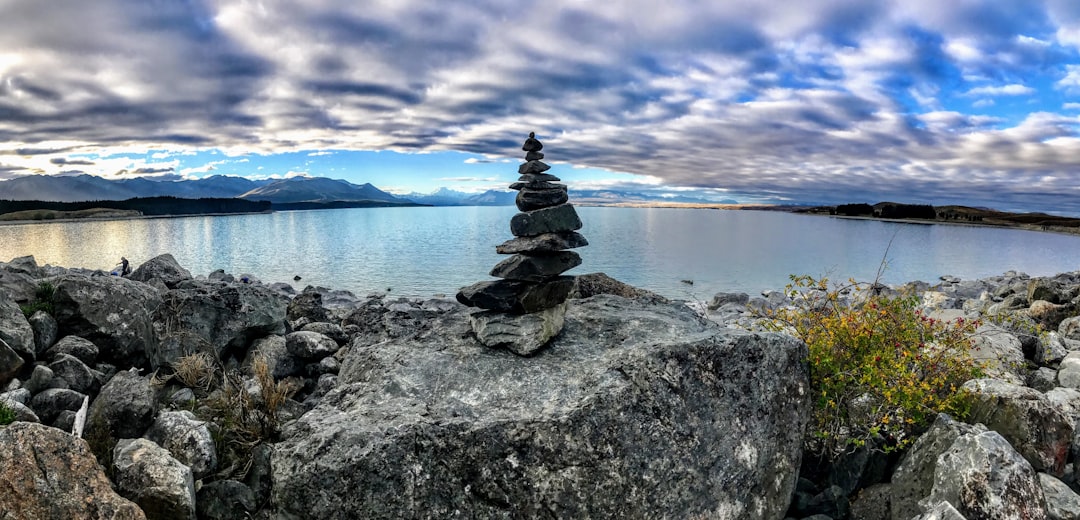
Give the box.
[0,174,736,207]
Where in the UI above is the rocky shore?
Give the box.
[1,254,1080,519]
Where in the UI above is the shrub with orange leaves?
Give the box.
[761,274,986,459]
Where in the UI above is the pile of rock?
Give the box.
[457,132,588,355]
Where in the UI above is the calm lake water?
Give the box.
[2,206,1080,299]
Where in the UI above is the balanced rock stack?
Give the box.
[456,132,588,356]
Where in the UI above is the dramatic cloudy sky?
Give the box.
[4,1,1080,213]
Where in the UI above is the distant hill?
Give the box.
[0,174,268,202]
[238,177,408,204]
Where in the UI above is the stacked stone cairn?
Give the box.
[456,132,588,355]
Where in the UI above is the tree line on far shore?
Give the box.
[0,197,271,217]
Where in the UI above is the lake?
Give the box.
[2,206,1080,299]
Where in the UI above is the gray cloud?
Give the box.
[2,1,1080,212]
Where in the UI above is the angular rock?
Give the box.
[516,187,568,211]
[0,337,23,386]
[962,378,1074,476]
[517,173,561,183]
[1031,367,1060,392]
[285,330,339,359]
[496,231,588,254]
[709,292,751,310]
[1030,300,1075,331]
[45,334,100,365]
[23,363,55,394]
[470,302,567,356]
[0,422,146,519]
[3,255,44,277]
[51,274,162,367]
[113,438,196,520]
[1,397,39,423]
[245,335,302,379]
[569,272,671,304]
[287,290,329,323]
[923,430,1047,520]
[969,323,1026,384]
[0,268,37,304]
[144,410,218,480]
[1040,472,1080,520]
[510,203,582,237]
[848,483,891,520]
[151,281,286,368]
[525,150,544,161]
[277,295,810,519]
[88,369,158,440]
[456,277,575,314]
[49,353,99,394]
[299,321,348,345]
[891,414,987,520]
[196,480,257,520]
[1038,332,1070,367]
[517,160,551,174]
[0,294,35,361]
[28,309,58,356]
[489,251,582,282]
[1060,351,1080,389]
[1031,279,1074,305]
[128,253,192,289]
[1062,316,1080,342]
[1,387,29,405]
[30,387,87,424]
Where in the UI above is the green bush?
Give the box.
[761,275,986,458]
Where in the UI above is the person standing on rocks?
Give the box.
[120,257,131,277]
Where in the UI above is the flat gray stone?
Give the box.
[510,204,582,237]
[509,180,563,191]
[517,160,551,174]
[490,251,582,282]
[456,277,575,314]
[516,187,569,212]
[496,232,589,254]
[470,302,567,356]
[517,173,561,183]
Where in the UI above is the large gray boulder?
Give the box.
[150,281,287,368]
[51,274,162,367]
[87,369,158,440]
[127,253,192,289]
[962,378,1074,476]
[143,410,218,480]
[0,293,36,361]
[968,323,1026,384]
[48,353,99,394]
[273,295,810,519]
[891,414,987,520]
[0,422,145,519]
[113,438,196,520]
[922,430,1047,520]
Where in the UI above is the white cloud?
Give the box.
[964,84,1035,96]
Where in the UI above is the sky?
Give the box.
[3,1,1080,213]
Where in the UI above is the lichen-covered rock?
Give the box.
[922,430,1047,520]
[195,480,257,520]
[28,310,58,356]
[284,330,339,360]
[969,323,1027,384]
[0,293,36,361]
[29,387,86,424]
[44,335,100,365]
[1038,332,1070,367]
[891,414,987,520]
[151,281,286,368]
[1040,472,1080,520]
[469,302,567,356]
[275,295,810,519]
[0,337,23,386]
[0,422,145,519]
[127,253,192,289]
[113,438,196,520]
[962,378,1074,476]
[143,410,217,480]
[48,353,99,395]
[244,335,301,379]
[87,369,157,440]
[1060,351,1080,389]
[51,274,162,367]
